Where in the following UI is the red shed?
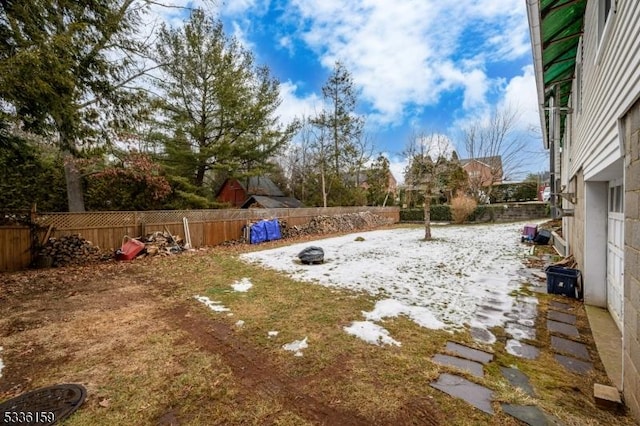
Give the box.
[217,176,301,208]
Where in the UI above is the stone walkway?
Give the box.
[429,288,594,424]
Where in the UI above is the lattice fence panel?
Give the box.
[36,212,138,230]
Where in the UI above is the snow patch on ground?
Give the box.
[0,347,4,378]
[363,299,446,330]
[231,278,253,292]
[505,339,523,357]
[344,321,401,346]
[268,331,279,338]
[194,295,230,312]
[241,222,537,345]
[282,337,308,356]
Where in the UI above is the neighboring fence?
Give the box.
[400,202,549,223]
[0,226,32,272]
[0,206,400,272]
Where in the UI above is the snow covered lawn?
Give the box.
[240,222,538,345]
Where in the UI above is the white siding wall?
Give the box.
[570,1,640,180]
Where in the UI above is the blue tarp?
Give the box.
[265,219,282,241]
[250,221,267,244]
[250,219,281,244]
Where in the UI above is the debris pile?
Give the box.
[37,234,103,267]
[141,231,184,256]
[280,212,393,238]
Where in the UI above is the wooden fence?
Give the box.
[0,206,399,272]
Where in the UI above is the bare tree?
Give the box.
[461,107,528,202]
[404,132,452,240]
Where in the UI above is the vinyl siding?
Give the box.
[570,1,640,180]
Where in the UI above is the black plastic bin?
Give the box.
[545,266,582,299]
[534,229,552,245]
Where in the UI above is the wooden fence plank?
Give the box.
[0,226,32,272]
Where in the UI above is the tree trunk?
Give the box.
[423,193,431,240]
[321,168,327,208]
[194,163,206,187]
[63,150,85,212]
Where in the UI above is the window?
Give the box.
[609,183,623,213]
[596,0,617,63]
[598,0,616,41]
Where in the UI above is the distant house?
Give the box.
[357,171,398,199]
[460,156,503,187]
[216,176,302,209]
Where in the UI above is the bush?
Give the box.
[399,205,452,222]
[431,204,451,221]
[451,194,477,224]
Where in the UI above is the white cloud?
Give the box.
[388,156,407,185]
[276,81,322,125]
[285,0,530,126]
[499,65,540,132]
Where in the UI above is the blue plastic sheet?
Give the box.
[250,219,281,244]
[265,219,282,241]
[250,221,267,244]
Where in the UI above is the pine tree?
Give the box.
[153,9,296,190]
[0,0,151,211]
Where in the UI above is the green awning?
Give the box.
[528,0,587,148]
[540,0,587,108]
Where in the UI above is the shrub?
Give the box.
[400,205,452,222]
[451,194,477,224]
[430,204,451,221]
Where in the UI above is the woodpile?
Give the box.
[140,231,184,257]
[37,234,103,267]
[280,212,393,239]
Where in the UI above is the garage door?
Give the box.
[607,179,624,331]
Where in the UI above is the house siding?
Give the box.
[561,1,640,419]
[623,99,640,420]
[570,1,640,180]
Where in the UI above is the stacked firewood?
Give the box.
[37,234,103,267]
[280,212,393,238]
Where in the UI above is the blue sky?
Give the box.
[151,0,548,182]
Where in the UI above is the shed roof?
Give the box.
[241,195,303,209]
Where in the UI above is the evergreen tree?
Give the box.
[0,0,151,211]
[153,9,296,190]
[310,62,365,206]
[366,154,392,206]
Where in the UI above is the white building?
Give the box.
[527,0,639,420]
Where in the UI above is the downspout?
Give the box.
[548,94,559,218]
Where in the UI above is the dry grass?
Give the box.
[0,232,636,425]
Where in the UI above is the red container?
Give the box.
[116,236,145,261]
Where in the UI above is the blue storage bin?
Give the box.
[545,266,582,299]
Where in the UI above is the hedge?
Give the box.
[400,205,452,222]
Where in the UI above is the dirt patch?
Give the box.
[166,304,372,425]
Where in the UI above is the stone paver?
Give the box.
[551,336,590,360]
[554,354,593,374]
[445,341,493,364]
[500,367,535,397]
[506,339,540,359]
[432,354,484,377]
[506,322,537,340]
[549,301,574,311]
[501,404,564,426]
[430,373,494,414]
[547,310,577,325]
[470,326,495,344]
[547,319,579,337]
